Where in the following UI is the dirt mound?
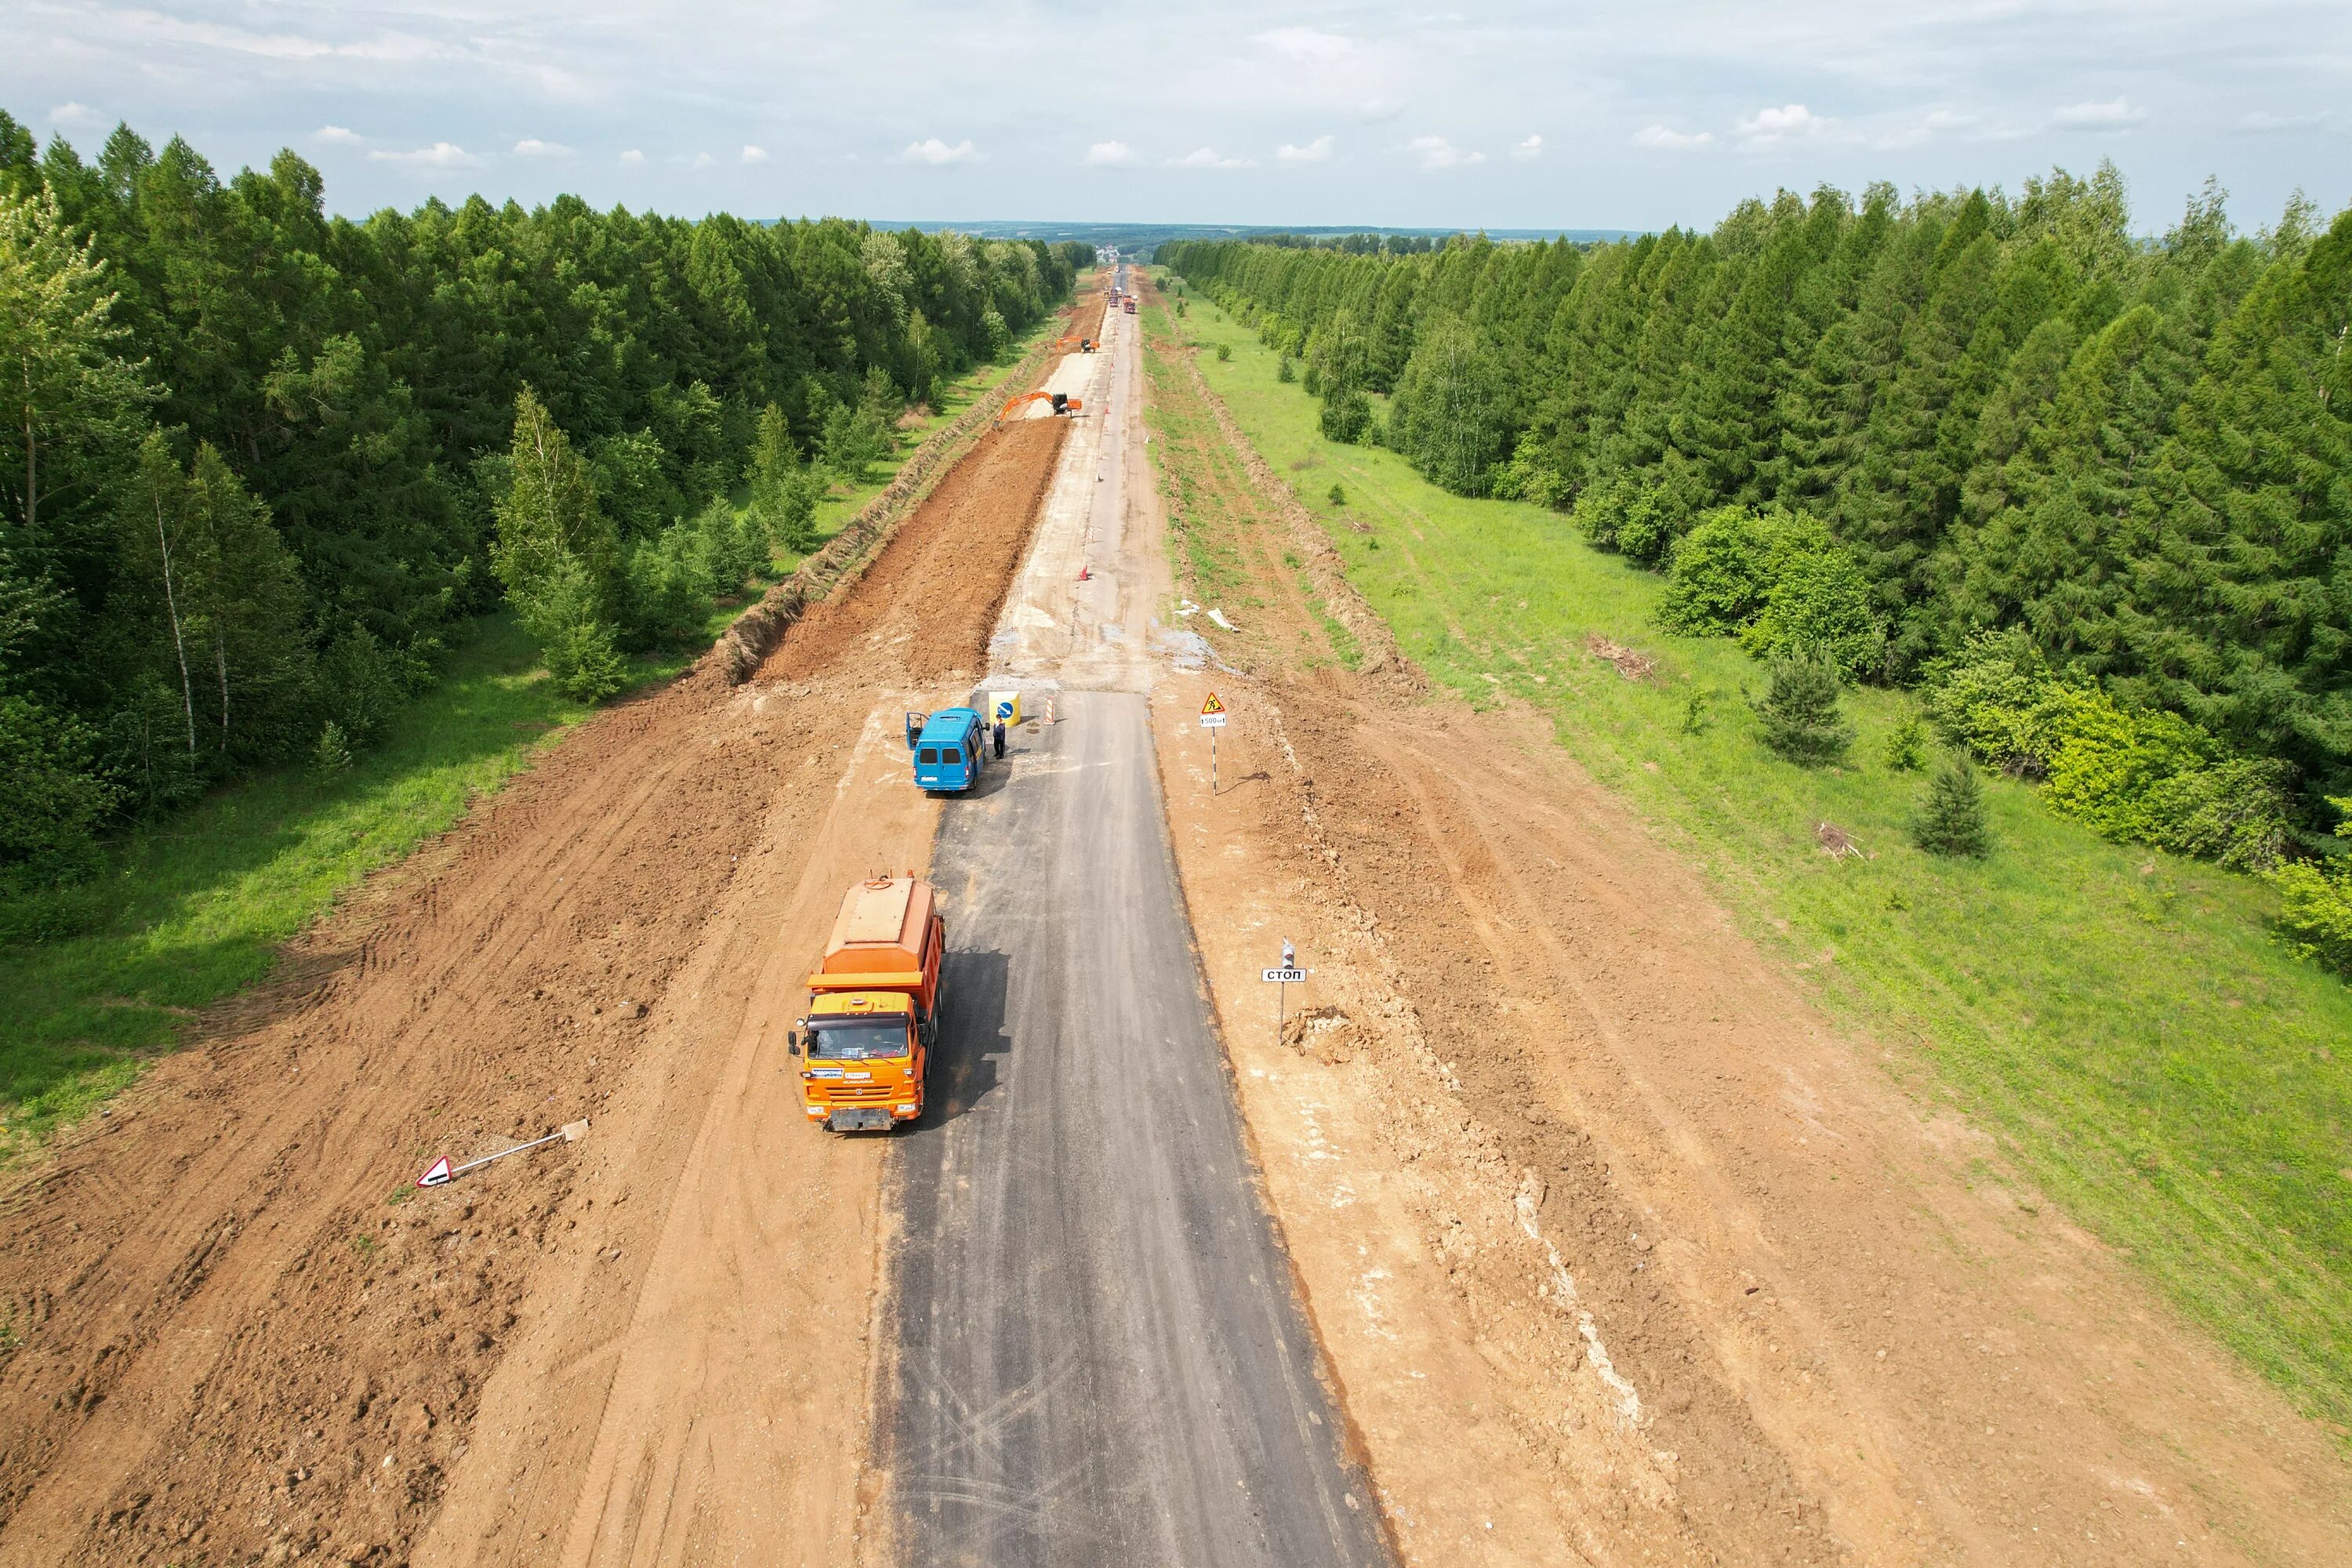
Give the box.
[0,351,1073,1566]
[757,419,1065,687]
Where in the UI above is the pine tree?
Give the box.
[310,718,352,775]
[2112,205,2352,784]
[1911,757,1991,856]
[493,389,626,700]
[1753,654,1853,764]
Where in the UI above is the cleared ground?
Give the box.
[0,357,1074,1564]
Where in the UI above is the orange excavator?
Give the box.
[1053,333,1098,354]
[996,389,1084,424]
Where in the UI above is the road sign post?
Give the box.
[1200,691,1227,793]
[1262,940,1307,1044]
[417,1120,588,1189]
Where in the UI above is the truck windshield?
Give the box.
[808,1020,909,1060]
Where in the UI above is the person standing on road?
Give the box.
[993,719,1007,759]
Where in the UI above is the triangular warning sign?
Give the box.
[1201,691,1225,716]
[417,1156,453,1189]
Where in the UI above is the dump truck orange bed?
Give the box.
[806,876,943,1018]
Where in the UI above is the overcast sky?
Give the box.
[7,2,2348,233]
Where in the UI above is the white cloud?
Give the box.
[691,151,716,169]
[1254,27,1355,66]
[1406,134,1483,169]
[368,142,482,169]
[513,138,573,158]
[2052,96,2147,131]
[619,148,645,165]
[1276,135,1335,163]
[1634,124,1715,151]
[899,137,980,165]
[49,101,103,129]
[2233,109,2329,133]
[741,144,769,164]
[1737,103,1832,143]
[1511,134,1543,160]
[1170,146,1254,169]
[1084,140,1138,167]
[1868,108,1969,150]
[313,125,362,145]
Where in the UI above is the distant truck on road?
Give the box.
[790,876,945,1132]
[906,707,986,792]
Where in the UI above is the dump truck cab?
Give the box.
[909,706,985,793]
[793,877,945,1133]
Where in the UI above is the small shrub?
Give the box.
[310,720,354,777]
[316,625,416,749]
[1923,634,2290,869]
[1657,503,1884,677]
[1570,476,1690,564]
[1319,386,1372,444]
[1911,757,1991,857]
[1327,482,1347,506]
[1753,655,1853,766]
[1681,688,1711,735]
[1215,343,1232,362]
[1883,716,1927,771]
[1301,364,1321,396]
[2268,795,2352,975]
[546,617,627,702]
[1277,357,1296,383]
[521,557,629,702]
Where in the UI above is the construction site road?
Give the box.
[874,296,1390,1566]
[880,693,1386,1568]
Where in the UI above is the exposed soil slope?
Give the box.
[0,413,1069,1567]
[1145,319,2352,1566]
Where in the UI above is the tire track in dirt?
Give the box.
[0,394,1073,1564]
[1145,300,2352,1566]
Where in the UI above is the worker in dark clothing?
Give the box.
[992,719,1007,759]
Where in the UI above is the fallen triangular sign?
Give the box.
[417,1156,453,1189]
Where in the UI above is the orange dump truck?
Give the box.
[789,876,944,1132]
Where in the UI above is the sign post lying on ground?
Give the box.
[1201,691,1227,792]
[418,1120,589,1189]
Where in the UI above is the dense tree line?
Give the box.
[0,107,1081,882]
[1166,169,2352,858]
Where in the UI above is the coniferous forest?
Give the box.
[0,109,1083,885]
[1167,169,2352,955]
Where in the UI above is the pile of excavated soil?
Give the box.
[757,419,1065,688]
[1148,320,2352,1566]
[0,388,1070,1566]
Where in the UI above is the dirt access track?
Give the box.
[1138,278,2352,1567]
[0,315,1077,1564]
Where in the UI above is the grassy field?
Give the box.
[0,326,1059,1169]
[1154,278,2352,1432]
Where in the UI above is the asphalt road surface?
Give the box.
[876,295,1392,1568]
[881,694,1388,1568]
